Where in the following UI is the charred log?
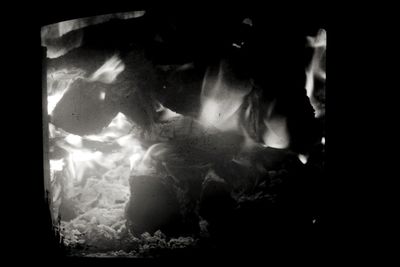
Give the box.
[51,78,119,135]
[125,174,184,237]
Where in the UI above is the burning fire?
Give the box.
[305,28,326,118]
[199,61,252,132]
[45,26,326,251]
[261,100,290,149]
[262,116,289,149]
[46,54,125,117]
[47,68,85,115]
[89,55,125,84]
[199,60,290,150]
[48,111,146,245]
[52,112,145,185]
[47,54,144,229]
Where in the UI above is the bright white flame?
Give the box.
[198,60,290,150]
[50,159,65,182]
[54,112,146,184]
[305,29,326,118]
[263,117,289,149]
[321,137,325,145]
[64,149,100,183]
[46,67,146,236]
[199,61,251,131]
[50,159,64,171]
[85,112,132,142]
[47,69,85,115]
[65,134,83,147]
[89,55,125,84]
[48,95,64,115]
[60,137,136,183]
[298,154,309,164]
[129,153,142,171]
[71,150,103,162]
[262,101,290,149]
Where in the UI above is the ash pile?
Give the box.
[42,8,326,258]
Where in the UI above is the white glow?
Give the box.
[48,124,56,138]
[263,117,290,149]
[71,150,102,162]
[129,153,143,171]
[54,112,146,185]
[198,62,251,131]
[242,18,253,27]
[298,154,309,165]
[232,43,241,49]
[321,137,325,145]
[99,91,106,100]
[85,112,132,142]
[89,55,125,84]
[65,134,83,147]
[47,69,85,115]
[66,150,103,183]
[48,95,64,115]
[47,88,66,115]
[50,159,64,172]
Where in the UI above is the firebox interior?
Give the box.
[42,8,326,258]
